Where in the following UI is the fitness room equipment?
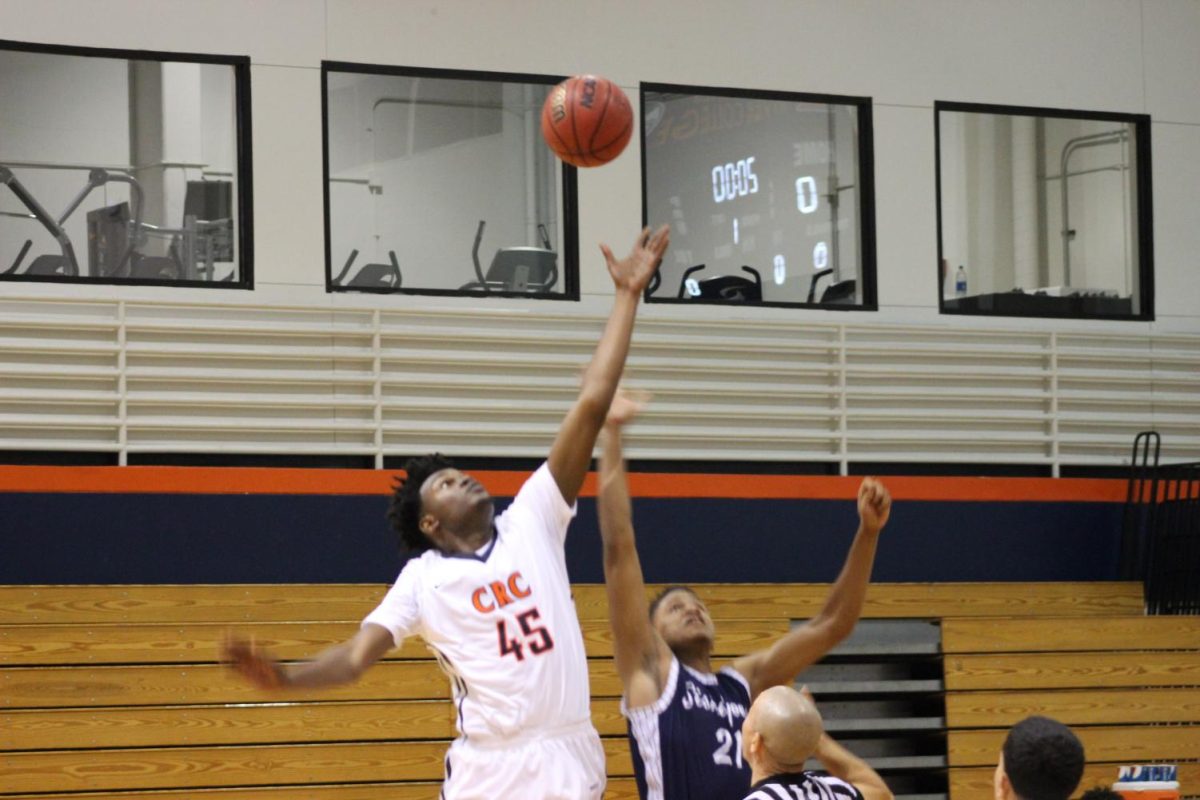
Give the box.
[807,268,857,305]
[459,220,558,293]
[2,165,235,282]
[163,179,235,280]
[676,263,763,302]
[1,165,82,277]
[88,174,235,281]
[333,248,402,289]
[67,168,179,280]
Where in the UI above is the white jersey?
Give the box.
[363,462,593,744]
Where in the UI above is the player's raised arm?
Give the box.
[599,390,672,708]
[733,478,891,697]
[802,686,893,800]
[813,731,894,800]
[221,622,394,690]
[546,225,669,505]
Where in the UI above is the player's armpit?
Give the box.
[623,660,666,710]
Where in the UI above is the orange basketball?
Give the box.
[541,75,633,168]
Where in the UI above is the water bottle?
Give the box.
[955,266,967,298]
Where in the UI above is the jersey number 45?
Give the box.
[497,608,555,661]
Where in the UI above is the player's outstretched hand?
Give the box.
[600,224,670,295]
[221,632,286,690]
[605,388,651,430]
[857,477,891,533]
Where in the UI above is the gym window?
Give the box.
[322,63,578,299]
[640,82,876,309]
[0,40,252,288]
[936,101,1153,320]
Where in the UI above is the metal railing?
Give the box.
[1121,431,1200,614]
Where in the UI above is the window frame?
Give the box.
[0,38,254,290]
[934,99,1154,321]
[321,61,579,301]
[639,80,877,311]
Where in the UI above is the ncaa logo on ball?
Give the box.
[580,77,597,109]
[550,86,567,122]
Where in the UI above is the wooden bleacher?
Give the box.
[2,581,1188,800]
[944,610,1200,800]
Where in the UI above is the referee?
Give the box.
[740,685,892,800]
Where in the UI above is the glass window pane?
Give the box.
[937,103,1152,319]
[642,84,875,308]
[0,44,250,286]
[325,66,575,297]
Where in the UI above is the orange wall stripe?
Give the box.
[0,465,1127,503]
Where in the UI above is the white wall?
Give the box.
[0,50,239,274]
[326,74,552,289]
[0,49,131,271]
[0,0,1195,313]
[0,0,1196,468]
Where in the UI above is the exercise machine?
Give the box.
[333,248,402,289]
[2,164,235,281]
[460,220,558,293]
[1,165,81,277]
[677,263,763,302]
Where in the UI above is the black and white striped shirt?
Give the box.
[742,770,865,800]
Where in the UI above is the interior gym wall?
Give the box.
[326,75,550,289]
[0,50,132,266]
[0,51,237,268]
[939,113,1138,300]
[0,0,1195,326]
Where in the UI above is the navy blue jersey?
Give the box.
[624,656,753,800]
[742,770,865,800]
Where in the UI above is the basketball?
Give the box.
[541,75,634,168]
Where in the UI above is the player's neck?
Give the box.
[449,524,493,554]
[676,649,713,675]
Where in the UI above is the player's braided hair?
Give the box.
[389,453,455,557]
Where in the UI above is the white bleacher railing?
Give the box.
[0,294,1197,474]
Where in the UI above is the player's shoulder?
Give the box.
[508,462,558,503]
[716,664,752,697]
[393,549,440,583]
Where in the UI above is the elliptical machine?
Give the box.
[1,165,81,277]
[2,166,182,280]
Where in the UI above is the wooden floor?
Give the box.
[1,581,1192,800]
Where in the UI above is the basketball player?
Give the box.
[993,716,1085,800]
[740,685,892,800]
[221,224,670,800]
[598,392,891,800]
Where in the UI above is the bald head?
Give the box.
[742,685,824,779]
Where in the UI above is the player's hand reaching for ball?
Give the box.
[605,388,651,430]
[857,477,891,534]
[600,224,670,295]
[221,632,286,690]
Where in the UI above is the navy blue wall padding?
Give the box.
[1,492,1122,584]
